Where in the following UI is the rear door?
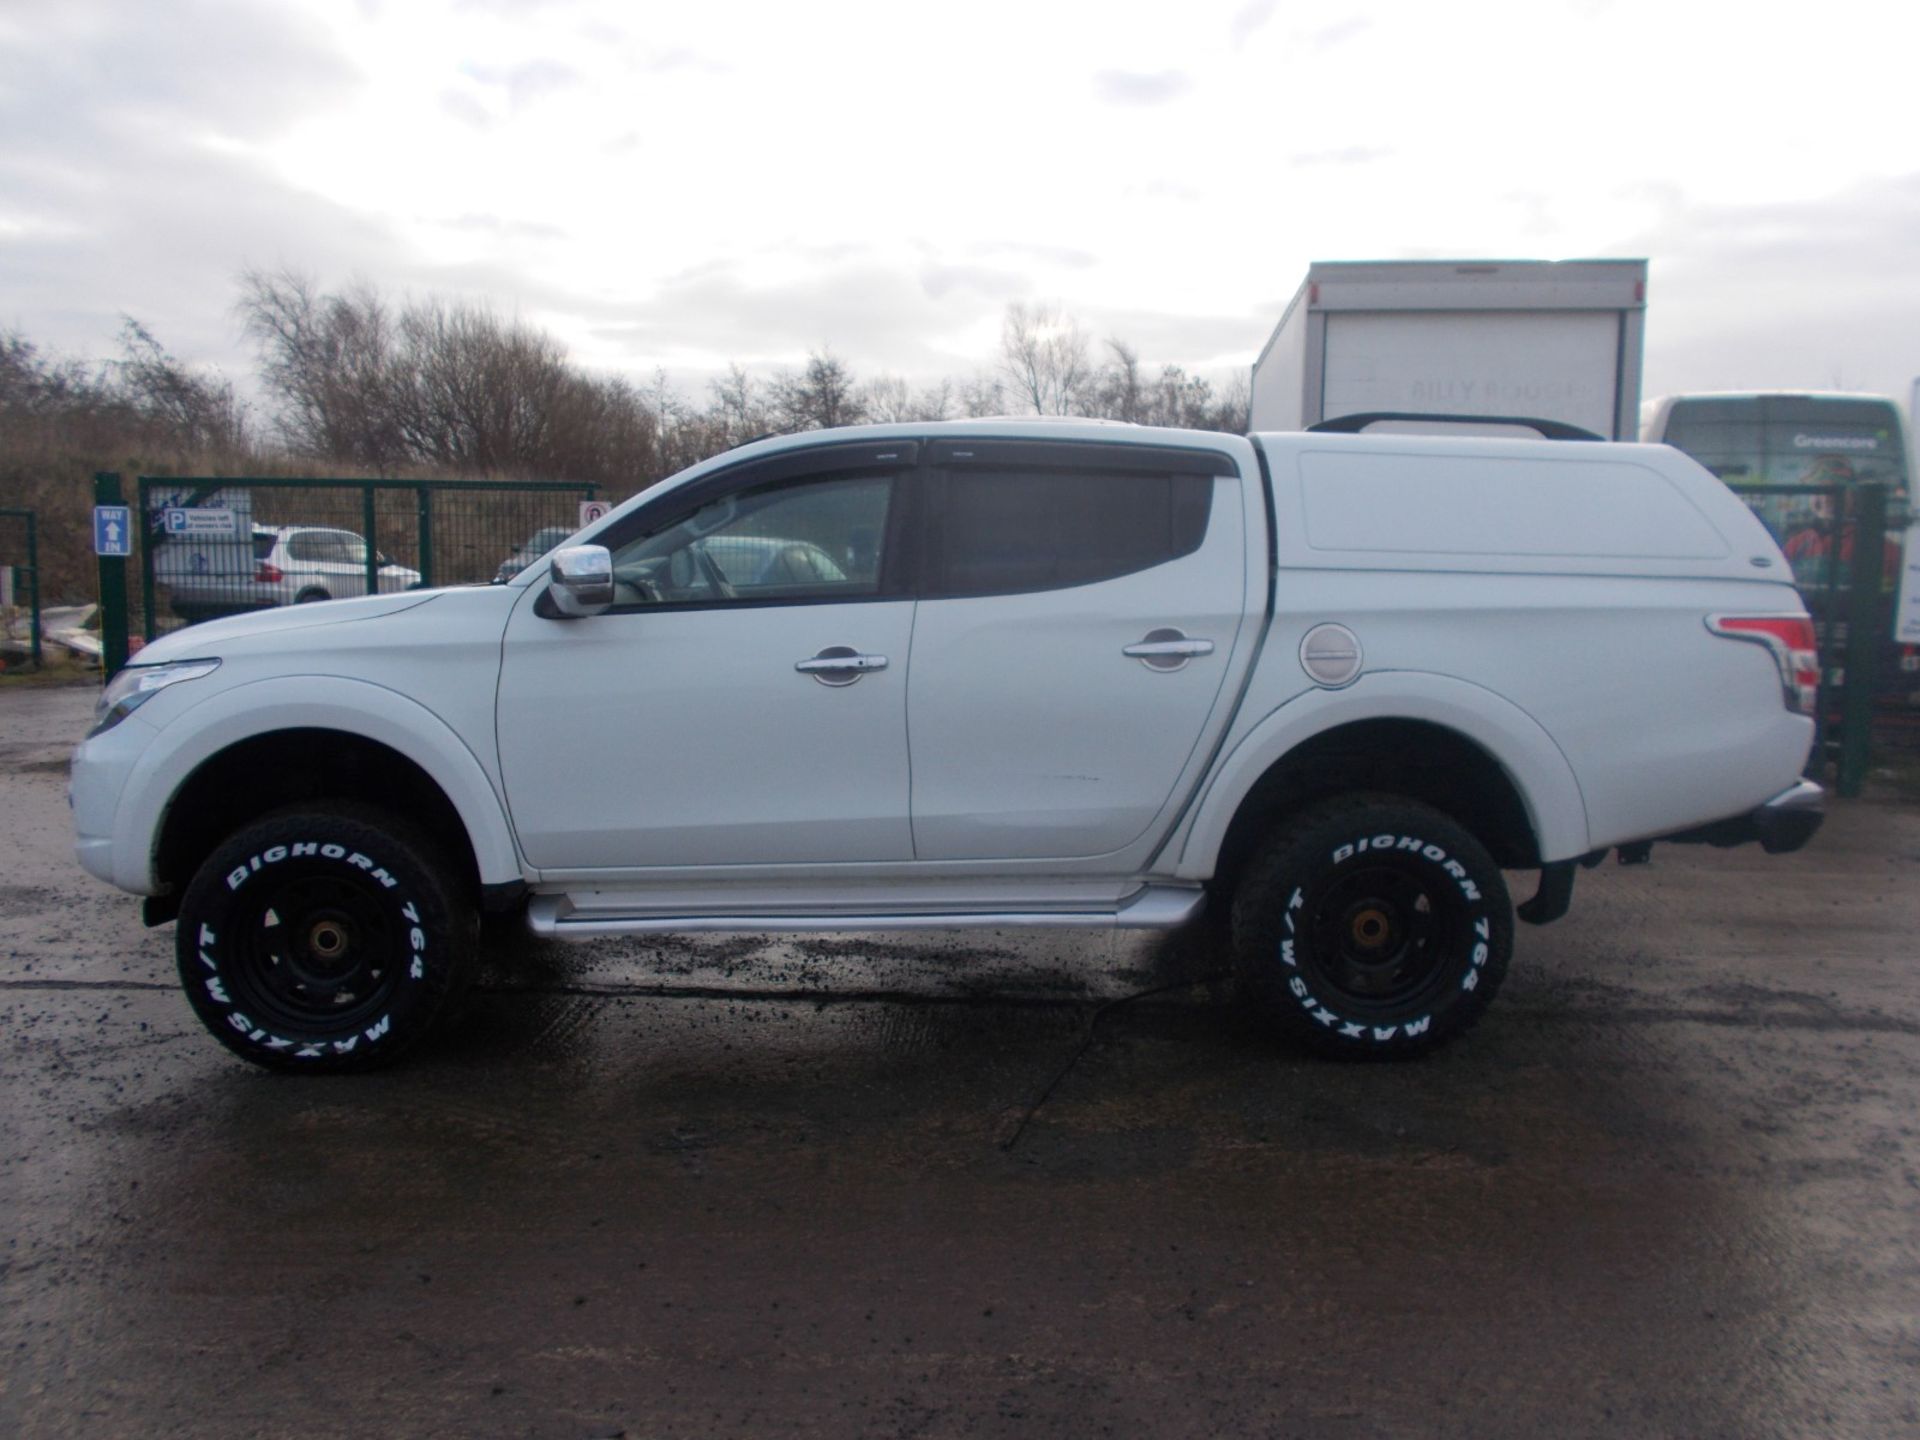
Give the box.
[907,439,1249,862]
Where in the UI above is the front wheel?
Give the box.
[1231,795,1512,1059]
[176,806,476,1072]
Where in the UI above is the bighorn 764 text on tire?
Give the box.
[72,420,1825,1071]
[177,806,474,1071]
[1232,797,1513,1058]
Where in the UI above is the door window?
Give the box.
[609,474,894,607]
[930,468,1211,597]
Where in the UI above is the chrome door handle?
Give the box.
[1123,628,1214,672]
[1122,639,1215,658]
[796,646,888,686]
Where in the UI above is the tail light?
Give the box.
[254,562,284,583]
[1708,614,1819,715]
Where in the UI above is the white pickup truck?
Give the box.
[70,420,1824,1070]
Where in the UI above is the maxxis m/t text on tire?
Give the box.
[1231,795,1512,1059]
[175,805,476,1072]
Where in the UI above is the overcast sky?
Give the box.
[3,0,1917,411]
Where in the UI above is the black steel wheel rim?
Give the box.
[228,871,400,1033]
[1301,860,1468,1013]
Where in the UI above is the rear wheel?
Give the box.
[1231,795,1511,1058]
[294,588,329,604]
[175,806,476,1072]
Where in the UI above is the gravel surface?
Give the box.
[4,680,1918,1438]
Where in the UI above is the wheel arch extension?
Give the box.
[122,677,525,901]
[1174,676,1590,886]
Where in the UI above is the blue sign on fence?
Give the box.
[93,505,133,557]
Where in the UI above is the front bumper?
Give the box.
[69,709,163,893]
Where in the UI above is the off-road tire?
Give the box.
[1231,795,1512,1059]
[176,805,476,1072]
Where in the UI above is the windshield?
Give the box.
[1659,396,1909,494]
[1659,396,1909,588]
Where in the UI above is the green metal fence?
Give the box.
[1728,481,1899,797]
[0,506,42,670]
[133,474,599,645]
[93,473,600,672]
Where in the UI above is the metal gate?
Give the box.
[1728,481,1900,796]
[0,507,41,670]
[93,472,600,671]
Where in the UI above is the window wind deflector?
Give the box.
[928,438,1239,476]
[595,440,918,554]
[743,440,919,476]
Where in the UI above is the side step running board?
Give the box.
[526,885,1207,939]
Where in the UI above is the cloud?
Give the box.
[639,47,726,75]
[439,89,494,129]
[1093,70,1193,106]
[1620,175,1920,401]
[573,255,1000,371]
[1132,178,1202,204]
[0,0,376,375]
[461,58,583,108]
[1230,1,1280,47]
[1071,303,1272,371]
[967,240,1096,269]
[1290,146,1393,168]
[1305,17,1371,49]
[441,213,569,240]
[0,0,357,141]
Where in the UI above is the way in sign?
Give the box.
[93,506,133,557]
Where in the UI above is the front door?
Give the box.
[496,455,916,873]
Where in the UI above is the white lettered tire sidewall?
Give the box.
[176,806,474,1072]
[1231,796,1513,1059]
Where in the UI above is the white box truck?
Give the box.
[1250,259,1648,439]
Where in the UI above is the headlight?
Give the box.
[89,659,221,738]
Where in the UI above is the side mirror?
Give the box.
[547,545,614,617]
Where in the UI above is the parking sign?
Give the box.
[163,507,238,537]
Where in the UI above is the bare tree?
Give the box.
[1211,372,1251,434]
[231,271,1251,494]
[998,302,1094,416]
[394,298,572,472]
[707,363,770,449]
[864,374,953,424]
[115,319,247,452]
[1097,338,1148,424]
[237,269,408,466]
[1087,337,1249,433]
[958,370,1006,418]
[239,271,662,484]
[1,322,269,603]
[548,370,659,483]
[768,349,868,432]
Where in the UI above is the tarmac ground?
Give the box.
[3,680,1918,1438]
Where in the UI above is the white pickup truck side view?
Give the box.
[70,421,1824,1070]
